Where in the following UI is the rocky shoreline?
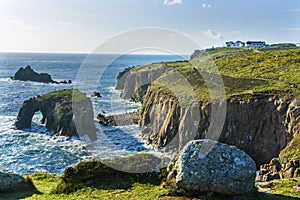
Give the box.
[2,47,300,199]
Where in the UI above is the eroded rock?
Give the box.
[256,158,300,182]
[11,65,71,84]
[15,89,97,140]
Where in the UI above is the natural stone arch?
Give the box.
[15,89,97,140]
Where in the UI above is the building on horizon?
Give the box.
[226,41,245,48]
[246,41,267,48]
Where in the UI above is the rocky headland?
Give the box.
[115,47,300,171]
[15,89,97,140]
[11,65,72,84]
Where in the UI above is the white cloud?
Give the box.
[202,3,213,8]
[203,29,224,40]
[164,0,182,6]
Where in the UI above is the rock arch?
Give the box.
[15,89,97,141]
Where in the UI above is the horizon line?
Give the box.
[0,50,190,56]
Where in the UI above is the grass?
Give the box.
[43,89,87,101]
[0,153,299,199]
[280,134,300,159]
[1,171,299,200]
[129,47,300,102]
[257,178,300,199]
[0,155,170,200]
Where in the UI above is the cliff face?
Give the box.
[138,87,299,166]
[15,89,97,140]
[116,70,300,168]
[115,64,171,101]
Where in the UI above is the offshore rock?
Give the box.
[15,89,97,140]
[168,139,256,195]
[11,65,71,84]
[97,112,139,126]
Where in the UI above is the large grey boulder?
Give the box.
[0,170,24,191]
[168,139,256,195]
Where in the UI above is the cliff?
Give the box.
[15,89,97,140]
[116,47,300,167]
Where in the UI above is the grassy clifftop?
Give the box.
[129,47,300,101]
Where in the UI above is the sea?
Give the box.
[0,52,186,174]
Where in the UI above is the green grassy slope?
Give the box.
[130,47,300,101]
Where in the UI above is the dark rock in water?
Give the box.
[97,112,139,126]
[91,91,102,98]
[59,80,68,84]
[0,170,24,191]
[256,157,300,182]
[12,65,54,83]
[12,65,72,84]
[167,139,256,195]
[15,89,97,140]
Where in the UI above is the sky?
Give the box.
[0,0,299,54]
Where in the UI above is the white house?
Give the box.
[246,41,267,48]
[226,41,245,47]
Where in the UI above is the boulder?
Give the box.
[15,89,97,140]
[0,170,24,191]
[167,139,256,195]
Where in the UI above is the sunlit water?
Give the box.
[0,53,185,174]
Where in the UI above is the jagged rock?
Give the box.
[15,89,97,140]
[138,85,297,167]
[91,92,102,98]
[97,112,139,126]
[256,158,300,182]
[11,65,72,84]
[12,65,54,83]
[167,139,256,195]
[0,170,24,191]
[115,64,171,100]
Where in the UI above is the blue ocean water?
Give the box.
[0,53,185,174]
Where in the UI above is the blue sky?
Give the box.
[0,0,299,53]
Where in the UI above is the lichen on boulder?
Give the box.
[167,139,256,195]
